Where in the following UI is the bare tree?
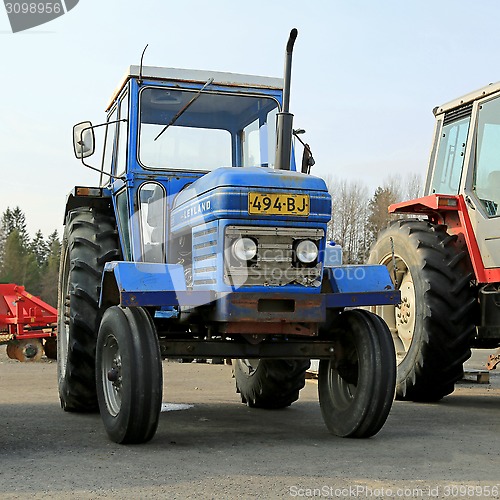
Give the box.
[323,172,423,263]
[326,177,369,264]
[403,172,423,200]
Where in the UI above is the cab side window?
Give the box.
[100,107,118,186]
[430,113,470,195]
[139,182,166,263]
[115,93,129,176]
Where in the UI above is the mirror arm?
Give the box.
[78,119,127,181]
[293,130,315,174]
[292,130,311,154]
[78,152,125,181]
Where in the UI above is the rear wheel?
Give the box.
[96,306,163,444]
[233,358,310,409]
[57,208,120,412]
[318,309,396,438]
[368,220,476,401]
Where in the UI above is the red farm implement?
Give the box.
[0,284,57,361]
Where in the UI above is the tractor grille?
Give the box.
[224,226,323,287]
[192,222,218,286]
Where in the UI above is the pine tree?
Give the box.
[366,186,401,253]
[30,230,49,267]
[0,230,28,285]
[2,207,29,246]
[39,231,61,306]
[0,206,30,262]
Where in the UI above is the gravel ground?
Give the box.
[0,346,499,499]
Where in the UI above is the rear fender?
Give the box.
[389,194,500,283]
[63,186,113,223]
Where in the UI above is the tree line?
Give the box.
[326,173,422,264]
[0,207,61,307]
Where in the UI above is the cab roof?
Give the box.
[106,65,284,111]
[434,81,500,116]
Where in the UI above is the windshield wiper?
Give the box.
[154,77,214,141]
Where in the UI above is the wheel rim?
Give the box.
[326,366,357,410]
[101,334,122,417]
[378,253,416,365]
[239,358,260,377]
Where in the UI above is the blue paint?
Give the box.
[101,261,215,307]
[326,265,396,294]
[69,69,401,320]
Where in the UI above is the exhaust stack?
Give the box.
[275,28,298,171]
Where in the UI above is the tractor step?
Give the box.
[461,369,490,384]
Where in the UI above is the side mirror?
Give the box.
[301,143,315,174]
[73,121,95,159]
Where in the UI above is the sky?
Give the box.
[1,0,500,237]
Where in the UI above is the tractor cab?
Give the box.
[390,82,500,279]
[71,66,328,277]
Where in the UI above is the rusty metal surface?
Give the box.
[211,292,325,323]
[159,338,334,359]
[221,322,317,336]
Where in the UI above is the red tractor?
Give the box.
[369,82,500,401]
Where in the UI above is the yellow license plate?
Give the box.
[248,192,310,216]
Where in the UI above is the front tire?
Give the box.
[368,220,476,401]
[233,359,310,409]
[318,309,396,438]
[96,306,163,444]
[57,208,120,412]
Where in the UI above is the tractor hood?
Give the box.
[170,167,331,234]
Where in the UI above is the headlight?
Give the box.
[296,240,318,264]
[232,237,257,261]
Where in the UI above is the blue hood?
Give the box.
[170,167,331,233]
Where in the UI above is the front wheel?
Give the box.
[318,309,396,438]
[96,306,163,444]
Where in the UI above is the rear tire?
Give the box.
[368,220,476,401]
[233,359,310,409]
[96,306,163,444]
[57,208,120,412]
[318,309,396,438]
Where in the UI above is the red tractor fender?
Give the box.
[389,194,500,284]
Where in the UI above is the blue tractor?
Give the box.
[58,30,398,443]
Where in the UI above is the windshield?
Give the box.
[139,87,279,171]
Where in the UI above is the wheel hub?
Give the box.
[397,295,412,324]
[377,254,416,365]
[395,274,416,358]
[102,336,122,416]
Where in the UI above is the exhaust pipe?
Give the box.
[275,28,298,171]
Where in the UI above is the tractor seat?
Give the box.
[485,171,500,216]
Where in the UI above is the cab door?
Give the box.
[465,94,500,269]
